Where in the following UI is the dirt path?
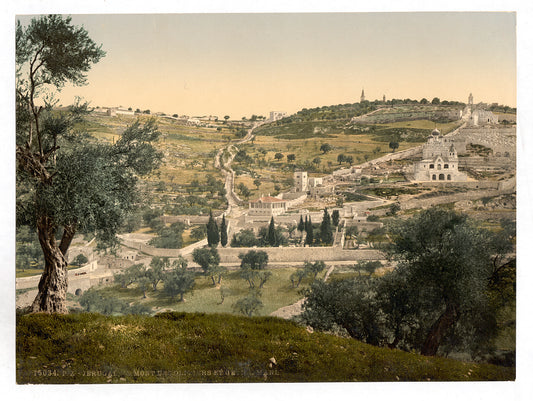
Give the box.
[269,263,337,320]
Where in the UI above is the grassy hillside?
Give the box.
[17,312,514,383]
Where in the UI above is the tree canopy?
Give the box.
[302,208,513,358]
[16,15,161,313]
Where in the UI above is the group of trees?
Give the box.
[290,261,326,288]
[206,212,228,247]
[192,246,226,286]
[113,256,195,302]
[230,218,287,247]
[297,209,336,246]
[337,154,354,165]
[301,208,515,360]
[232,250,271,316]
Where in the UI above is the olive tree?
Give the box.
[16,15,161,313]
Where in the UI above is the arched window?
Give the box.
[437,164,441,170]
[429,164,434,169]
[447,174,451,180]
[439,174,445,180]
[432,174,436,180]
[444,164,449,169]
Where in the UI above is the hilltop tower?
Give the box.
[468,93,474,108]
[360,89,365,103]
[383,94,386,103]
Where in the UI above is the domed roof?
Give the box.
[432,128,441,136]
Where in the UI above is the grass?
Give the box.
[16,312,515,383]
[88,267,323,316]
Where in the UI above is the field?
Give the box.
[76,266,326,316]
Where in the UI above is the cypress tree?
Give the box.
[320,208,334,245]
[220,215,228,247]
[305,216,314,246]
[298,215,305,232]
[207,211,219,247]
[332,209,340,227]
[267,216,276,246]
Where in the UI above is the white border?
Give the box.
[2,1,531,401]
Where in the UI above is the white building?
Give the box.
[413,128,467,182]
[294,171,308,192]
[248,196,288,216]
[269,111,287,122]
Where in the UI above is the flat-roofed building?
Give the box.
[248,196,288,216]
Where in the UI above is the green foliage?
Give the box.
[146,257,170,291]
[305,216,314,246]
[237,183,251,199]
[302,278,384,346]
[238,251,270,289]
[162,261,195,302]
[149,222,184,249]
[331,210,340,227]
[230,229,259,247]
[71,253,88,267]
[192,247,225,285]
[258,218,287,247]
[303,208,514,359]
[190,225,207,241]
[220,215,228,247]
[319,208,334,245]
[206,211,219,247]
[351,261,382,276]
[113,264,146,289]
[232,290,264,317]
[297,215,305,232]
[16,226,44,272]
[304,261,326,279]
[78,289,151,315]
[320,143,332,154]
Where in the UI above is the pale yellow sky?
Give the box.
[18,12,516,118]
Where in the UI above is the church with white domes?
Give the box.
[413,128,468,182]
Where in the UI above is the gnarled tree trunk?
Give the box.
[421,303,460,356]
[31,216,69,314]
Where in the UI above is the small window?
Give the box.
[444,164,449,169]
[439,174,445,181]
[437,164,441,170]
[429,164,434,169]
[447,174,451,180]
[432,174,436,180]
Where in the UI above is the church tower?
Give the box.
[360,89,365,102]
[468,93,474,108]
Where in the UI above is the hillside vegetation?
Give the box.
[16,312,514,383]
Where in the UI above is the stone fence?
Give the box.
[119,237,384,266]
[16,260,99,291]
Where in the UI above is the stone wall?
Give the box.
[216,247,384,264]
[118,238,384,265]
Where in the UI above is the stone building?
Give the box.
[269,111,287,121]
[413,128,467,182]
[248,196,288,216]
[294,171,308,192]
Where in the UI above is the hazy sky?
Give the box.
[17,12,516,118]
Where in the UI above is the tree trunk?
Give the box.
[421,304,460,356]
[31,216,69,313]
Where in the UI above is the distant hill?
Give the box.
[17,312,514,383]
